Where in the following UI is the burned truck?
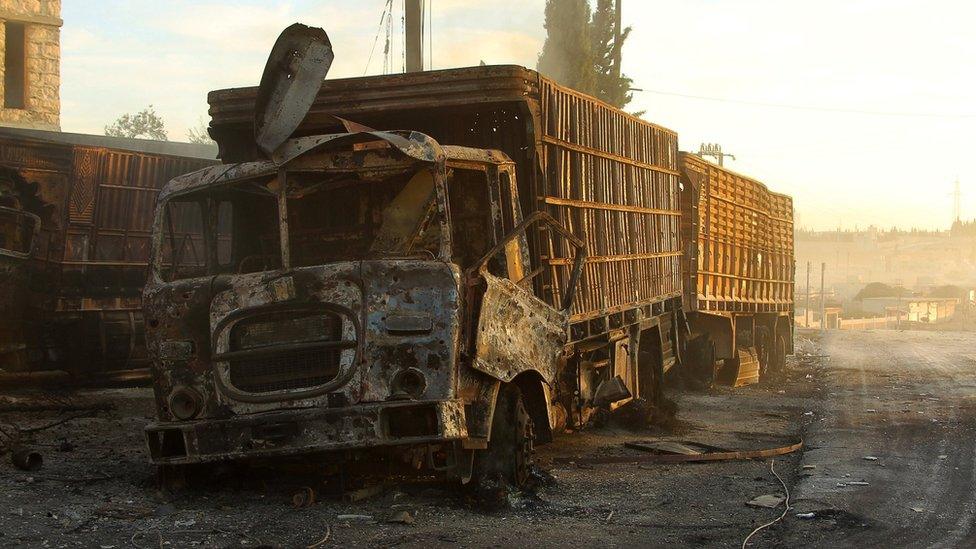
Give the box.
[0,167,41,370]
[679,153,795,386]
[144,25,683,486]
[0,128,216,381]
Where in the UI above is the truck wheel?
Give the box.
[756,327,771,378]
[771,332,788,373]
[474,384,535,493]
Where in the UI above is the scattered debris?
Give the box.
[292,486,316,508]
[386,510,414,525]
[559,440,804,466]
[746,494,786,509]
[337,514,374,522]
[306,525,332,549]
[21,410,103,434]
[741,460,791,549]
[344,483,388,503]
[10,447,42,471]
[623,440,706,456]
[0,395,114,414]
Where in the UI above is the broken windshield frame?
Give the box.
[152,155,449,283]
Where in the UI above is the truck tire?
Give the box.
[771,332,788,374]
[756,327,772,378]
[474,384,535,492]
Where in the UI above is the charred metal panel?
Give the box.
[359,261,461,403]
[145,399,467,464]
[254,23,334,156]
[473,272,567,384]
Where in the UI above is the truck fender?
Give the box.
[465,371,555,445]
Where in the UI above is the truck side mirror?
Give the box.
[469,211,586,314]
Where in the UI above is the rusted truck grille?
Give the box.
[229,347,342,393]
[223,311,354,394]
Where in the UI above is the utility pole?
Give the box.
[612,0,622,81]
[698,143,736,167]
[820,262,826,331]
[805,261,811,328]
[404,0,424,72]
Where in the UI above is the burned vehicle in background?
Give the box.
[0,167,40,370]
[0,128,216,381]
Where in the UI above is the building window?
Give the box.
[4,22,27,109]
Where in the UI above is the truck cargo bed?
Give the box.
[680,153,794,314]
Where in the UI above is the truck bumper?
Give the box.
[145,399,467,465]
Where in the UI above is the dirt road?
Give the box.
[1,329,975,547]
[783,329,976,548]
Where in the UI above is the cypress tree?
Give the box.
[537,0,596,96]
[589,0,633,108]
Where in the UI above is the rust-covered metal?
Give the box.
[0,128,216,378]
[146,53,711,479]
[254,23,334,156]
[206,65,683,344]
[679,152,795,386]
[144,133,475,464]
[680,152,794,314]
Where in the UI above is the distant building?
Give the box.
[0,0,60,130]
[861,297,958,323]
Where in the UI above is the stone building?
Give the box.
[0,0,60,130]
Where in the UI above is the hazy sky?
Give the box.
[61,1,975,230]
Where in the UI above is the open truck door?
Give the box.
[466,211,585,488]
[470,211,586,384]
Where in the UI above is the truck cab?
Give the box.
[144,130,582,486]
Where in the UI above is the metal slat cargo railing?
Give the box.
[537,79,682,323]
[680,153,794,314]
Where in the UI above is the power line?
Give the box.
[364,0,393,76]
[629,87,976,119]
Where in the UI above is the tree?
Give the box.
[589,0,633,108]
[930,285,965,299]
[854,282,910,301]
[186,118,214,145]
[105,105,168,141]
[537,0,596,96]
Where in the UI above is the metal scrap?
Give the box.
[556,440,804,466]
[10,447,42,470]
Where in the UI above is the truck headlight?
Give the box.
[390,368,426,400]
[169,387,202,420]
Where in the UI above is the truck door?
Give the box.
[468,178,586,385]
